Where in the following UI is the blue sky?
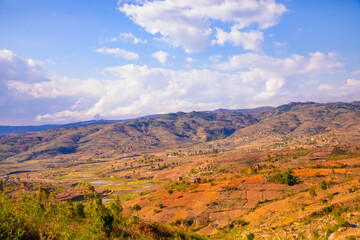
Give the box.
[0,0,359,125]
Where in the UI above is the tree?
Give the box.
[92,192,114,238]
[282,171,298,186]
[131,204,141,218]
[110,195,123,217]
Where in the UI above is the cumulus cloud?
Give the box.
[152,51,169,64]
[119,0,287,52]
[215,52,343,75]
[0,49,48,83]
[34,65,252,122]
[212,28,263,51]
[339,78,360,90]
[7,75,106,98]
[214,51,343,99]
[2,49,353,124]
[27,53,340,123]
[95,47,139,60]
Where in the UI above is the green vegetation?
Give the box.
[2,102,360,239]
[246,232,255,240]
[57,146,77,154]
[309,205,349,222]
[234,218,247,226]
[326,146,360,160]
[265,151,310,163]
[0,190,204,240]
[171,218,194,228]
[131,204,141,212]
[309,188,317,197]
[331,146,347,156]
[277,104,291,113]
[267,169,299,186]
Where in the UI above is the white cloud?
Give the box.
[209,55,222,63]
[305,52,343,74]
[212,28,264,51]
[346,78,360,86]
[0,49,15,61]
[318,84,335,90]
[0,49,48,83]
[215,52,343,75]
[7,75,105,98]
[7,59,355,124]
[95,47,139,60]
[152,51,169,64]
[119,0,287,53]
[186,57,195,63]
[26,64,275,122]
[103,33,147,44]
[273,41,286,54]
[2,50,354,124]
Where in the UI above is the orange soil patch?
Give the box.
[293,168,353,177]
[243,175,264,184]
[327,157,360,166]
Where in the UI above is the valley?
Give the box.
[1,101,360,239]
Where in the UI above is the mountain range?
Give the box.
[0,102,359,164]
[0,107,273,134]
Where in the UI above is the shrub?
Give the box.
[321,181,328,190]
[282,171,298,186]
[57,146,77,154]
[331,146,347,156]
[267,170,299,186]
[309,188,317,197]
[235,218,247,226]
[131,204,141,211]
[246,232,255,240]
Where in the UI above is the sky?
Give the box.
[0,0,359,125]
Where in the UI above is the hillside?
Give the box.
[1,102,360,167]
[0,111,259,167]
[2,102,360,239]
[228,101,360,149]
[0,107,272,135]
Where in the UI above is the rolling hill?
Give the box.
[2,101,360,239]
[0,102,359,165]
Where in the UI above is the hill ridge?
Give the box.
[0,101,359,167]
